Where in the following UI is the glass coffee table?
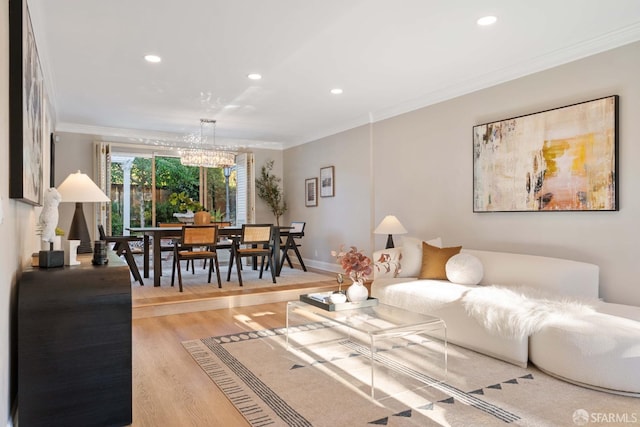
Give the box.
[286,299,447,399]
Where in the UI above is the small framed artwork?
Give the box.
[320,166,335,197]
[9,0,45,205]
[473,95,618,212]
[305,178,318,207]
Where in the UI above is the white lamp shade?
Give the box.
[374,215,408,235]
[57,170,110,203]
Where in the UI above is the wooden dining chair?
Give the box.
[98,224,144,285]
[196,221,234,272]
[227,224,275,286]
[280,221,307,272]
[171,225,221,292]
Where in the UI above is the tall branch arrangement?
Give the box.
[255,160,287,225]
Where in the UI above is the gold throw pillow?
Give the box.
[418,242,462,280]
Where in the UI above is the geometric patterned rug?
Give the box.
[183,322,638,426]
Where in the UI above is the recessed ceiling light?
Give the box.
[330,88,343,95]
[477,15,497,26]
[247,73,262,80]
[144,54,162,63]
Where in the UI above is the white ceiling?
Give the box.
[29,0,640,150]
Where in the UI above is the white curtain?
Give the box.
[235,152,255,225]
[94,142,111,234]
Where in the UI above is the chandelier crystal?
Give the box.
[180,119,236,168]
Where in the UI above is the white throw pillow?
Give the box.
[372,247,402,279]
[398,236,442,277]
[446,253,484,285]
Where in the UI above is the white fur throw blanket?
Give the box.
[462,285,595,339]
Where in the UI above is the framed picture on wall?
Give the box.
[320,166,335,197]
[473,95,618,212]
[305,178,318,207]
[9,0,45,205]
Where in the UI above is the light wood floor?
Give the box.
[132,302,288,427]
[130,271,355,426]
[130,255,338,318]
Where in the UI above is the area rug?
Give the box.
[132,253,334,295]
[183,323,638,426]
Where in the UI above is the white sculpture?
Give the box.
[39,188,62,243]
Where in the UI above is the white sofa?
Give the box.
[370,238,640,396]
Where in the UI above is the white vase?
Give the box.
[346,280,368,302]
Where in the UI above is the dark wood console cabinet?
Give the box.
[18,253,132,427]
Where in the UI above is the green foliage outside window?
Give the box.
[109,155,237,233]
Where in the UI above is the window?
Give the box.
[97,142,252,235]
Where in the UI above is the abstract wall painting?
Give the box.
[9,0,45,205]
[473,96,618,212]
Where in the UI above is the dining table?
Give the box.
[127,225,292,287]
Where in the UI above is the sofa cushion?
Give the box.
[370,277,529,367]
[398,236,442,277]
[446,253,483,285]
[530,302,640,395]
[418,242,462,280]
[372,247,402,279]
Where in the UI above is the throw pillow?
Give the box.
[418,242,462,280]
[445,253,484,285]
[398,236,442,277]
[373,247,402,279]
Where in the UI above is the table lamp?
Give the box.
[374,215,408,249]
[57,170,110,253]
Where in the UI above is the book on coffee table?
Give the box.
[299,292,378,311]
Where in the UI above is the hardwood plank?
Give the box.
[132,303,288,427]
[129,258,344,425]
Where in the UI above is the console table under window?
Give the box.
[18,252,132,427]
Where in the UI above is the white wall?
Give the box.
[1,1,52,421]
[285,41,640,306]
[283,125,373,271]
[0,3,14,422]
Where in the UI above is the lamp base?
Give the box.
[68,202,93,253]
[385,234,395,249]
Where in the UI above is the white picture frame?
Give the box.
[320,166,334,197]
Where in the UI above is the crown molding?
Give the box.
[369,22,640,125]
[54,23,640,152]
[55,122,284,150]
[286,23,640,149]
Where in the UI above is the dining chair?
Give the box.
[193,211,210,225]
[98,224,144,285]
[171,225,221,292]
[195,221,234,272]
[279,221,307,272]
[227,224,276,286]
[156,222,182,267]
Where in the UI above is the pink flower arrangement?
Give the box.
[331,245,372,282]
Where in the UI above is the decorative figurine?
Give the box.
[39,188,62,246]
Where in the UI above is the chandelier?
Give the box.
[180,119,236,168]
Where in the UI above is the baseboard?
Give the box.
[302,258,341,274]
